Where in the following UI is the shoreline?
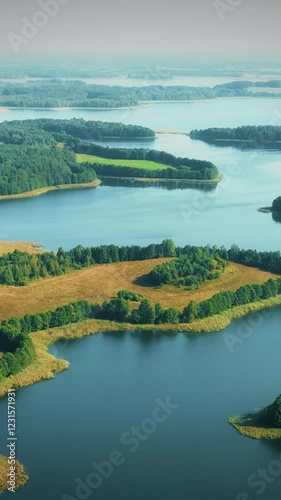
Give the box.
[228,417,281,440]
[1,293,281,398]
[0,179,101,201]
[99,173,223,185]
[1,95,281,114]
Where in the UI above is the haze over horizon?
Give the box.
[0,0,280,63]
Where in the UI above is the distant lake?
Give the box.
[2,74,275,87]
[1,97,281,131]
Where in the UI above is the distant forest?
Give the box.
[190,125,281,146]
[0,80,281,108]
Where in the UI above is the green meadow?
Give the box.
[76,153,173,171]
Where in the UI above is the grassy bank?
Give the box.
[1,294,281,398]
[99,173,223,185]
[0,180,101,201]
[0,456,29,494]
[228,417,281,440]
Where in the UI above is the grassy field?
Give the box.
[0,456,29,494]
[0,241,44,256]
[76,153,173,171]
[0,249,278,322]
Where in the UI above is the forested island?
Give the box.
[1,80,281,108]
[258,196,281,223]
[190,125,281,148]
[0,119,219,196]
[229,393,281,440]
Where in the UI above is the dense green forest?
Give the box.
[0,145,96,195]
[0,119,218,193]
[149,251,227,288]
[0,80,281,108]
[1,240,281,287]
[0,119,155,144]
[0,119,153,195]
[272,196,281,212]
[190,126,281,145]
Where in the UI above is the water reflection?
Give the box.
[100,176,218,191]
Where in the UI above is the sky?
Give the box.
[0,0,280,61]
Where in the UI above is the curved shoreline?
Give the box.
[228,417,281,440]
[0,174,222,202]
[0,179,101,201]
[1,293,281,399]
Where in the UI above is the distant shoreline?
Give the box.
[1,95,281,114]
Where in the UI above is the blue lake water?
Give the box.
[0,97,281,499]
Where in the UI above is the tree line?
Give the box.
[0,119,155,145]
[1,272,281,382]
[0,119,219,193]
[1,80,281,108]
[190,126,281,145]
[2,240,281,287]
[76,142,219,181]
[0,240,177,286]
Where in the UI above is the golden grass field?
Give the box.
[0,254,278,322]
[0,241,44,256]
[0,456,29,494]
[228,417,281,440]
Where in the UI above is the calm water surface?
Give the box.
[0,98,281,500]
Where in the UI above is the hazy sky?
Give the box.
[0,0,280,59]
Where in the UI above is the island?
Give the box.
[229,394,281,440]
[258,196,281,223]
[190,125,281,148]
[0,119,220,198]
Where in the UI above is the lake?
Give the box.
[1,310,281,500]
[0,97,281,499]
